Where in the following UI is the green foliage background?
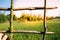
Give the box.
[0,13,7,23]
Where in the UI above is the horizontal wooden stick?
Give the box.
[0,8,10,11]
[0,7,57,11]
[0,30,54,34]
[13,7,57,10]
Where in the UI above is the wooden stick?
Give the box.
[0,7,57,11]
[43,0,47,40]
[0,30,54,34]
[9,0,14,40]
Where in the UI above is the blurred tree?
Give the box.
[19,13,42,21]
[19,13,28,22]
[27,14,33,21]
[0,13,7,23]
[6,14,10,21]
[55,16,60,19]
[37,15,41,21]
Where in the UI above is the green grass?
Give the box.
[0,21,9,30]
[0,19,60,40]
[13,21,43,31]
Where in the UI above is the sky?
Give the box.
[0,0,60,17]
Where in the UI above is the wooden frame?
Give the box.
[0,0,57,40]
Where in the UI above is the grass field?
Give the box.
[0,19,60,40]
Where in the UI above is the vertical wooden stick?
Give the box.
[10,0,14,40]
[43,0,47,40]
